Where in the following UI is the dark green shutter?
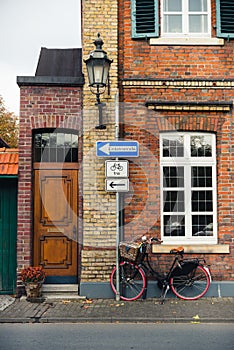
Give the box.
[216,0,234,38]
[131,0,159,38]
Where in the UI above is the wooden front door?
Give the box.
[34,169,78,283]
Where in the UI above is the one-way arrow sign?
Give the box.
[105,179,129,192]
[97,141,139,157]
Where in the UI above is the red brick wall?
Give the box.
[118,0,234,280]
[119,0,233,80]
[17,86,82,292]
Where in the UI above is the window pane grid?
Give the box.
[163,190,185,212]
[192,215,213,236]
[34,132,78,163]
[162,136,184,157]
[163,166,184,187]
[192,190,213,212]
[192,166,212,187]
[164,215,185,236]
[160,132,216,243]
[162,0,209,36]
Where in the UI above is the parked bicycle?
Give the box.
[110,236,211,302]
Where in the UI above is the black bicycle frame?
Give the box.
[137,247,187,301]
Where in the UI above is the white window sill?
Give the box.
[152,244,229,254]
[149,37,224,46]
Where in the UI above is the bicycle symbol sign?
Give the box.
[105,160,129,178]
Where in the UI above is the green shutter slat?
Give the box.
[131,0,159,38]
[216,0,234,38]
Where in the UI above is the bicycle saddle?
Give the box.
[170,247,184,254]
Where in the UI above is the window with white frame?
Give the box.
[161,0,211,37]
[160,132,217,244]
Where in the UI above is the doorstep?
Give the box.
[41,284,85,300]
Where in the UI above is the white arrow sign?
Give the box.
[105,179,129,192]
[96,141,139,157]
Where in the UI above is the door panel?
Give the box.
[34,170,78,281]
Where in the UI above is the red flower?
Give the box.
[21,266,46,283]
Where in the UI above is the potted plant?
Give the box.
[21,266,46,301]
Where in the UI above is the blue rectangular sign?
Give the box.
[96,141,139,157]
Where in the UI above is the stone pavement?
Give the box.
[0,296,234,323]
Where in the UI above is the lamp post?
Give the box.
[84,33,113,129]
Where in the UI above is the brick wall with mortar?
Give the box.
[118,0,234,280]
[17,86,82,293]
[81,0,118,282]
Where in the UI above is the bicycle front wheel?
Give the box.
[110,261,146,301]
[170,265,210,300]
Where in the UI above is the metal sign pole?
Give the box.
[115,91,120,301]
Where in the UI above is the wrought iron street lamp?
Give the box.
[84,33,113,129]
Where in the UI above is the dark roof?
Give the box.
[36,48,83,77]
[17,48,84,87]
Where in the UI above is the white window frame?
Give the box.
[160,132,217,245]
[161,0,211,38]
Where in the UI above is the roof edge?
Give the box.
[17,76,85,87]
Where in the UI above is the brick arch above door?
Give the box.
[29,115,82,131]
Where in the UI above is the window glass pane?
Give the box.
[34,134,42,148]
[192,215,213,236]
[164,15,182,33]
[163,166,184,187]
[34,134,42,162]
[72,134,78,148]
[163,136,184,157]
[192,166,212,187]
[189,15,208,33]
[192,190,213,211]
[164,215,185,236]
[164,0,182,11]
[50,133,56,147]
[42,133,50,148]
[191,135,212,157]
[41,134,50,161]
[65,133,72,147]
[163,191,184,212]
[57,133,65,148]
[189,0,207,12]
[65,149,72,162]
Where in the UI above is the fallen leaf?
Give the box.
[192,314,200,320]
[62,300,71,304]
[85,299,93,304]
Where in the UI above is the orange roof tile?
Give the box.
[0,148,18,175]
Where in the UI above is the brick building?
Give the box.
[16,48,84,295]
[14,0,233,298]
[81,0,233,297]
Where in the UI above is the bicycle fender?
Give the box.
[203,265,212,281]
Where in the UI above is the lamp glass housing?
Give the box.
[86,55,111,88]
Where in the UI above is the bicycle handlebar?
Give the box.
[141,236,163,244]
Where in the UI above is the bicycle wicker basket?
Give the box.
[119,242,141,262]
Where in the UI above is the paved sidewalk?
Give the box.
[0,296,234,323]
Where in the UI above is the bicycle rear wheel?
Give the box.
[110,261,146,301]
[170,265,210,300]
